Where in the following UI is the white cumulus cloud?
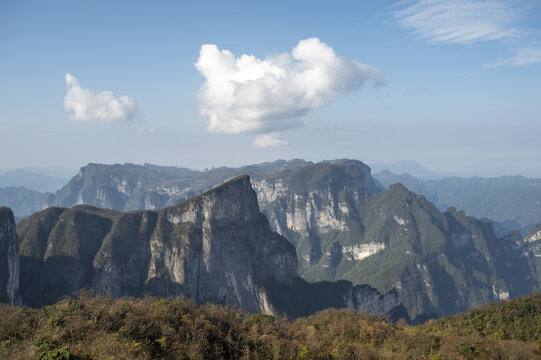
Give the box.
[253,133,288,148]
[194,37,381,139]
[64,73,138,122]
[394,0,519,44]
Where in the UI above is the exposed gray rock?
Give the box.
[16,176,405,320]
[0,207,20,305]
[19,176,297,314]
[344,285,400,316]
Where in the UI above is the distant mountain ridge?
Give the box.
[0,169,68,193]
[374,170,541,234]
[0,187,52,219]
[51,160,313,211]
[369,161,446,179]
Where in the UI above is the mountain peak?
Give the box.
[0,207,15,223]
[173,174,260,222]
[386,183,411,194]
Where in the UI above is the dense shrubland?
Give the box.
[0,292,539,359]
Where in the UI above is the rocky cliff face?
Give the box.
[270,181,536,321]
[19,176,296,313]
[0,207,20,305]
[16,176,406,320]
[252,160,383,274]
[248,162,537,321]
[524,221,541,284]
[23,159,539,321]
[52,163,198,211]
[51,160,312,212]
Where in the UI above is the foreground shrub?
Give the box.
[0,293,538,359]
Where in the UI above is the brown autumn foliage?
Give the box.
[0,292,539,359]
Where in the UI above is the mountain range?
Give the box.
[0,169,68,193]
[5,177,406,320]
[374,170,541,235]
[0,159,540,321]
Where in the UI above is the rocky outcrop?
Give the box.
[288,182,537,321]
[252,160,383,274]
[252,166,538,320]
[17,176,405,319]
[344,285,401,316]
[0,207,20,305]
[18,176,296,313]
[13,159,540,321]
[524,221,541,285]
[50,160,313,212]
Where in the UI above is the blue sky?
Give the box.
[1,0,540,177]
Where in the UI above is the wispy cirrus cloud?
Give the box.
[394,0,520,44]
[484,46,541,68]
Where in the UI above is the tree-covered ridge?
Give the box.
[0,293,539,360]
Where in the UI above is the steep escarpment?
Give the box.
[19,176,296,313]
[52,163,198,210]
[279,182,536,321]
[524,221,541,284]
[51,160,312,212]
[15,159,539,321]
[252,160,383,274]
[17,176,404,319]
[0,207,20,305]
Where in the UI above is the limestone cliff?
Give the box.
[524,221,541,284]
[18,176,296,313]
[251,162,536,320]
[251,160,383,274]
[16,176,406,320]
[0,207,20,305]
[16,159,538,321]
[268,180,536,321]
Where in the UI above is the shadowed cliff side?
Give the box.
[0,207,20,305]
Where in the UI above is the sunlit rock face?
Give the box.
[0,207,20,305]
[524,221,541,285]
[259,168,537,321]
[250,160,383,274]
